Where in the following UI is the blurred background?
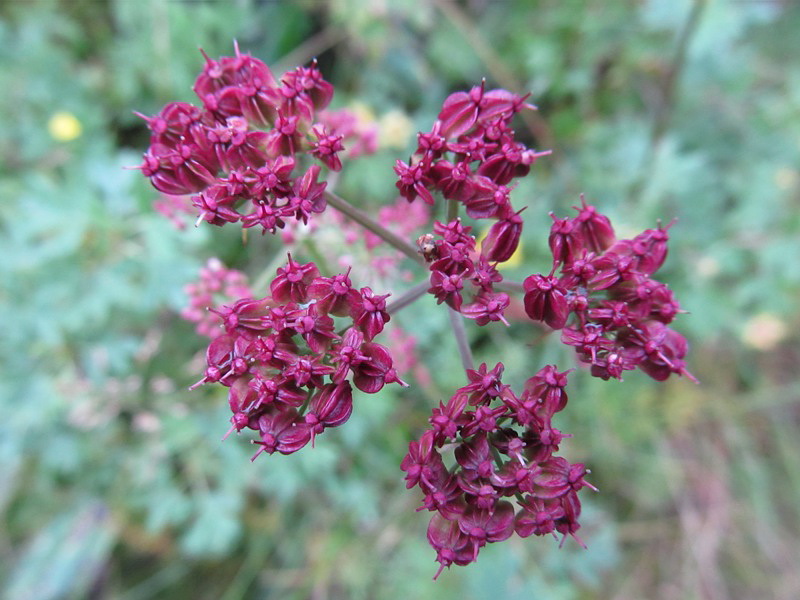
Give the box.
[2,0,799,598]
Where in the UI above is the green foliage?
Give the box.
[2,0,800,598]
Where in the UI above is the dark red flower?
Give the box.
[573,197,615,254]
[437,81,485,138]
[482,209,524,263]
[308,270,358,317]
[395,158,435,205]
[427,514,478,579]
[523,274,569,329]
[350,341,405,393]
[305,382,353,442]
[401,430,448,490]
[460,291,510,326]
[253,409,311,458]
[270,254,320,304]
[351,287,391,341]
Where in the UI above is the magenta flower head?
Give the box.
[461,291,510,326]
[270,254,320,304]
[481,209,524,263]
[137,101,202,145]
[573,196,615,254]
[194,44,277,99]
[427,514,478,579]
[458,501,516,546]
[307,269,358,317]
[523,274,569,329]
[395,158,435,205]
[305,382,353,443]
[253,409,311,458]
[615,221,673,276]
[438,81,486,138]
[521,364,571,421]
[145,60,695,578]
[351,342,406,393]
[281,59,334,113]
[428,270,466,311]
[140,141,218,196]
[310,124,345,171]
[351,287,391,341]
[401,430,447,490]
[289,165,328,225]
[548,214,581,266]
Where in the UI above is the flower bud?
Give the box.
[523,274,569,329]
[482,211,523,263]
[307,381,353,429]
[270,254,320,304]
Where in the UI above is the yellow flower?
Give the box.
[48,111,82,142]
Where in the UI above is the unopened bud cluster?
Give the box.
[138,43,370,232]
[525,200,694,382]
[397,82,549,326]
[191,255,405,456]
[402,363,596,578]
[139,47,694,578]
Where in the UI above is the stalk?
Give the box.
[386,280,431,315]
[324,190,424,265]
[448,307,474,373]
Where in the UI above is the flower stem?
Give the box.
[448,308,474,373]
[386,280,431,315]
[495,280,525,295]
[324,190,424,265]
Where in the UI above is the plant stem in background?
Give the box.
[324,190,425,265]
[387,280,431,315]
[651,0,707,145]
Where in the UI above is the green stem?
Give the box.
[627,0,706,206]
[324,190,424,265]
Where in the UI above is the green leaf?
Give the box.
[5,501,117,600]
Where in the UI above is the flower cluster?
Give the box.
[524,198,695,382]
[395,81,549,214]
[138,45,370,233]
[140,47,695,580]
[421,219,509,326]
[402,362,595,578]
[395,82,549,325]
[192,255,405,456]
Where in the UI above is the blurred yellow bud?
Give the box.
[349,101,376,125]
[379,109,413,149]
[741,313,787,351]
[48,111,82,142]
[696,255,720,279]
[774,167,799,191]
